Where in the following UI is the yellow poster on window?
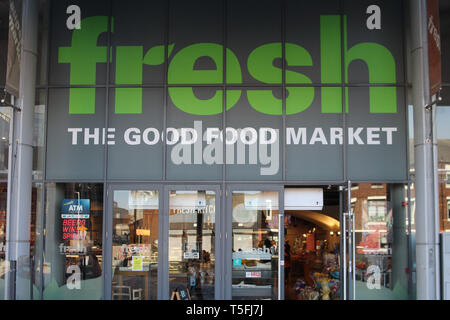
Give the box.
[132,256,143,271]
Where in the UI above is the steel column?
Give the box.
[408,0,440,300]
[5,0,39,300]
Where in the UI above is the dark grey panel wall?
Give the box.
[107,88,164,180]
[286,87,344,181]
[46,88,106,179]
[49,0,109,86]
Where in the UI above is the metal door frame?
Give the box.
[342,181,356,300]
[164,184,222,300]
[225,184,284,300]
[104,183,164,300]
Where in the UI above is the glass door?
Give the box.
[283,186,343,300]
[345,183,410,300]
[226,186,284,300]
[342,181,355,300]
[165,186,221,300]
[105,185,162,300]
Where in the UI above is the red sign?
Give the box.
[306,233,315,252]
[246,272,262,278]
[62,218,88,240]
[427,0,442,99]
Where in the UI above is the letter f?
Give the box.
[59,16,109,114]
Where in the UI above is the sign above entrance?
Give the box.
[285,188,323,211]
[46,0,407,182]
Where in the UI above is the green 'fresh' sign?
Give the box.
[58,15,397,116]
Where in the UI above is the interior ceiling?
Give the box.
[284,186,340,230]
[287,210,340,231]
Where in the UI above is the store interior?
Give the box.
[284,186,341,300]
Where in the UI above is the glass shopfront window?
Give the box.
[0,107,11,180]
[168,190,216,300]
[436,106,450,232]
[437,106,450,180]
[447,199,450,221]
[231,191,279,300]
[111,190,159,300]
[30,182,44,299]
[0,183,7,300]
[43,183,103,300]
[439,183,450,232]
[408,104,414,176]
[350,184,409,300]
[33,91,46,180]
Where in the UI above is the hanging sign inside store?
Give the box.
[246,272,262,278]
[184,252,200,259]
[136,229,150,236]
[306,234,315,252]
[61,199,90,218]
[233,259,242,267]
[61,199,90,240]
[233,247,272,260]
[128,190,158,209]
[184,242,200,259]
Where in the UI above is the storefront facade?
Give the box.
[1,0,448,300]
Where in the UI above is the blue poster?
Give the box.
[61,199,90,218]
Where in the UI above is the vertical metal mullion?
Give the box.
[40,0,54,301]
[350,183,356,300]
[345,184,350,300]
[401,0,410,182]
[281,0,286,183]
[280,0,286,300]
[102,0,113,300]
[339,186,346,300]
[38,182,46,300]
[226,185,232,299]
[340,0,352,300]
[278,186,284,300]
[222,0,226,183]
[347,180,356,300]
[157,184,165,300]
[40,91,49,300]
[407,182,413,299]
[222,0,228,300]
[163,185,170,299]
[340,0,347,185]
[163,0,169,182]
[104,184,112,300]
[214,187,221,299]
[402,1,414,296]
[39,96,49,300]
[221,182,227,299]
[160,0,170,300]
